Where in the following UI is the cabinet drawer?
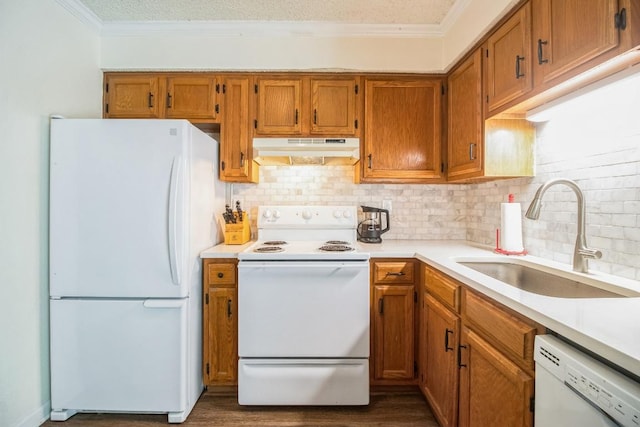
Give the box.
[206,263,237,286]
[425,267,460,312]
[373,260,416,284]
[462,289,536,369]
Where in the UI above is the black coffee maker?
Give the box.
[357,206,390,243]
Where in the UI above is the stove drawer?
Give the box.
[238,359,369,405]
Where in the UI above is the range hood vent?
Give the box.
[253,137,360,166]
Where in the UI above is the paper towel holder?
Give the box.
[495,229,527,255]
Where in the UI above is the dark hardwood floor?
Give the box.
[41,389,440,426]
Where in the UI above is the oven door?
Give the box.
[238,260,370,358]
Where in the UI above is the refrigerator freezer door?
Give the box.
[50,298,191,420]
[50,119,192,298]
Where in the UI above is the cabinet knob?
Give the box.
[217,272,224,279]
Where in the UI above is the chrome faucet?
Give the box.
[525,178,602,273]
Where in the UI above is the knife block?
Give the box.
[223,213,250,245]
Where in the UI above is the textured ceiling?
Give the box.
[78,0,458,24]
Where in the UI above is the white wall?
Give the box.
[101,31,445,72]
[0,1,102,426]
[98,0,517,72]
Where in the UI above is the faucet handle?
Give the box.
[578,247,602,260]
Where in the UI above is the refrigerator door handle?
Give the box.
[143,299,186,309]
[168,156,183,286]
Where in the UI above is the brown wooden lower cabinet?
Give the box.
[420,293,460,427]
[420,264,538,427]
[458,326,534,427]
[203,259,238,386]
[370,259,418,386]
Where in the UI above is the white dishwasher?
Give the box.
[534,335,640,427]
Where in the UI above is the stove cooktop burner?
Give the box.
[263,240,288,246]
[318,244,355,252]
[253,246,284,253]
[325,240,350,245]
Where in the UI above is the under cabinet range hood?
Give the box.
[252,137,360,166]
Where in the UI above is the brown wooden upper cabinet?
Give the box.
[104,74,162,118]
[220,75,258,183]
[447,49,484,181]
[104,73,220,122]
[363,78,443,183]
[254,75,360,136]
[165,76,219,121]
[254,77,303,135]
[485,2,533,114]
[310,77,359,135]
[533,0,623,87]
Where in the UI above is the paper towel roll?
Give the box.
[500,202,524,252]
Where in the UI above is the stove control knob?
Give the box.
[262,209,273,219]
[342,210,352,218]
[301,210,313,220]
[273,210,281,219]
[333,210,343,218]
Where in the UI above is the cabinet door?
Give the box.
[203,286,237,385]
[220,76,257,182]
[255,78,303,135]
[165,76,218,120]
[486,2,532,112]
[104,75,161,118]
[534,0,620,85]
[421,294,460,427]
[447,50,483,181]
[363,79,442,182]
[310,78,358,135]
[372,284,415,382]
[458,327,534,427]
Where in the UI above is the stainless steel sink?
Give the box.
[458,261,640,298]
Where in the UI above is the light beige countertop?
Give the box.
[201,239,640,378]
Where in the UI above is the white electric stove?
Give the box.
[237,205,370,406]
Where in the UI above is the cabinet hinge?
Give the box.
[414,291,418,303]
[414,361,418,376]
[254,84,258,94]
[206,363,210,375]
[254,119,258,129]
[529,397,535,412]
[615,8,627,30]
[486,49,489,58]
[205,293,209,304]
[105,83,109,92]
[215,83,220,93]
[355,84,359,94]
[221,161,225,171]
[486,95,489,104]
[441,84,446,95]
[215,104,220,114]
[354,119,358,129]
[105,103,109,114]
[441,162,445,173]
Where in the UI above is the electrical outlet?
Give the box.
[382,199,392,214]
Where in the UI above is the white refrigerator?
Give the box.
[49,119,225,423]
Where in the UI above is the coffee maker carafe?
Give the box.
[357,205,390,243]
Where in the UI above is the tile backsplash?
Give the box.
[231,76,640,281]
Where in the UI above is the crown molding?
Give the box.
[439,0,472,34]
[100,20,443,38]
[55,0,446,38]
[55,0,102,33]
